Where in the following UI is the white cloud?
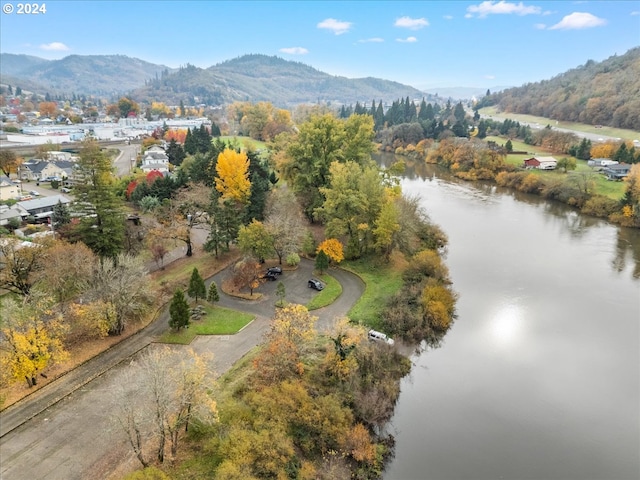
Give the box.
[279,47,309,55]
[394,16,429,29]
[39,42,69,51]
[534,23,546,29]
[548,12,607,30]
[317,18,352,35]
[358,38,384,43]
[630,11,640,16]
[484,74,496,80]
[443,15,454,20]
[396,36,418,43]
[467,1,541,18]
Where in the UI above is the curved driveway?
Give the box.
[0,258,364,480]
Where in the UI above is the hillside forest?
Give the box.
[477,47,640,131]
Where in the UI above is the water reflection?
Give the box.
[487,301,526,349]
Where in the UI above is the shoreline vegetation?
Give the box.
[388,133,639,229]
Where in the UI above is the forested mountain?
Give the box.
[481,47,640,130]
[0,54,175,95]
[132,54,427,106]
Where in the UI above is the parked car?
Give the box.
[60,187,71,193]
[308,278,325,291]
[262,271,279,281]
[368,329,395,346]
[29,190,40,196]
[267,266,282,275]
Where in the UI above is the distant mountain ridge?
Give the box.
[133,54,429,106]
[0,53,176,96]
[0,52,431,106]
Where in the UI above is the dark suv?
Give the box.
[262,271,278,281]
[308,278,324,291]
[267,266,282,275]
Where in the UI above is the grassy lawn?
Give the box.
[306,272,342,310]
[159,304,254,344]
[480,106,640,143]
[342,257,403,331]
[219,135,267,152]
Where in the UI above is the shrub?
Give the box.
[285,252,300,267]
[581,196,620,218]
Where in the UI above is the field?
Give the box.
[480,106,640,143]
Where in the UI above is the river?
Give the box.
[377,154,640,480]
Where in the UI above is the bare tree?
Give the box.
[264,187,306,264]
[112,346,216,466]
[89,254,153,335]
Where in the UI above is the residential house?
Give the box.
[0,176,21,201]
[602,164,632,181]
[523,156,558,170]
[588,158,618,169]
[0,203,28,226]
[17,194,71,222]
[140,147,170,174]
[20,160,74,182]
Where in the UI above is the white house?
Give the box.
[140,147,170,174]
[0,176,21,201]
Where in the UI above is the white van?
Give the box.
[368,329,394,346]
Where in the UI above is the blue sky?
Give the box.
[1,1,639,90]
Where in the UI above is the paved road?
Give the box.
[0,258,364,480]
[112,143,140,177]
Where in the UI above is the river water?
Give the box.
[378,155,640,480]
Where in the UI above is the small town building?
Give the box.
[602,163,632,180]
[523,156,558,170]
[17,194,72,222]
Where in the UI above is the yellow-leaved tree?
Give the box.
[0,293,68,387]
[215,148,251,204]
[317,238,344,264]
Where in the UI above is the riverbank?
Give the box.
[386,141,639,229]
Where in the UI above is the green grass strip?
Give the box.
[306,272,342,310]
[343,258,403,330]
[159,304,255,344]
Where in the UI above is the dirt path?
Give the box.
[0,259,364,480]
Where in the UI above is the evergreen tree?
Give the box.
[72,139,125,260]
[166,139,186,166]
[418,99,429,121]
[505,139,513,153]
[315,249,329,274]
[51,200,71,230]
[374,101,385,130]
[207,281,220,303]
[454,102,466,122]
[16,86,22,96]
[169,289,190,330]
[184,128,196,155]
[188,267,206,302]
[576,138,592,160]
[275,281,286,307]
[244,151,271,224]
